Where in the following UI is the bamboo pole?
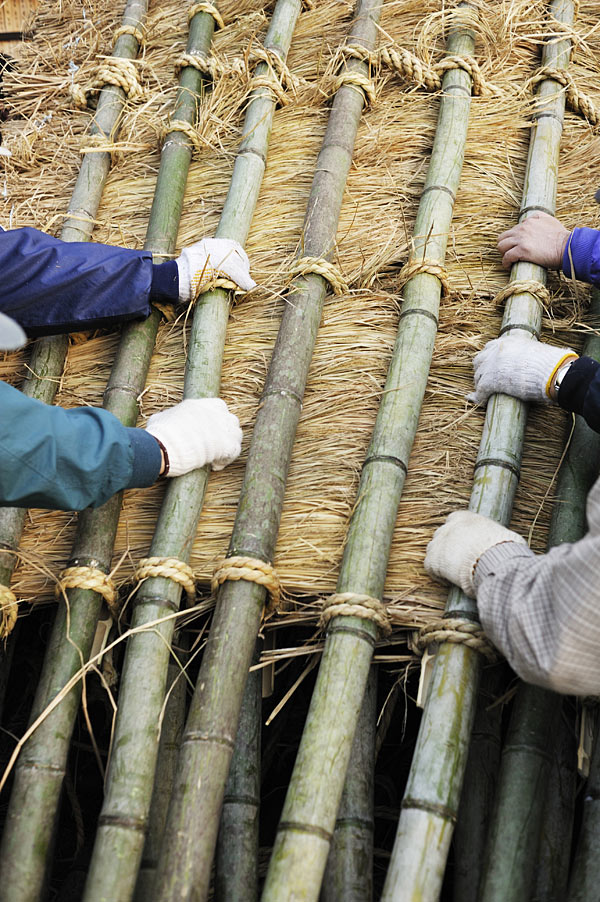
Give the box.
[153,4,382,899]
[260,9,479,900]
[381,3,576,898]
[320,668,377,902]
[83,4,302,900]
[568,704,600,900]
[0,7,216,901]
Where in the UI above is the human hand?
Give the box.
[497,212,570,270]
[176,238,256,303]
[146,398,242,476]
[468,336,578,405]
[424,510,527,597]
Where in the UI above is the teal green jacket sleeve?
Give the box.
[0,381,162,510]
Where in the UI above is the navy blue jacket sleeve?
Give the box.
[0,381,161,510]
[557,356,600,433]
[562,227,600,286]
[0,227,179,337]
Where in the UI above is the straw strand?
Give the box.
[0,584,18,639]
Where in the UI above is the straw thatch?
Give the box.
[1,0,599,639]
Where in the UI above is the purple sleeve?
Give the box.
[562,227,600,285]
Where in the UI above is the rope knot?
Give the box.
[320,592,392,636]
[417,618,498,662]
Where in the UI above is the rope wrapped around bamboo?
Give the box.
[289,256,349,295]
[334,68,377,105]
[71,57,145,109]
[175,47,299,105]
[211,556,281,612]
[134,557,196,602]
[0,584,18,639]
[494,278,551,308]
[399,257,451,295]
[113,24,145,47]
[417,618,498,662]
[56,566,118,617]
[320,592,392,636]
[529,65,600,126]
[188,1,225,30]
[160,118,203,153]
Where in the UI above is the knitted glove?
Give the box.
[468,336,578,405]
[146,398,242,476]
[176,238,256,303]
[424,510,528,598]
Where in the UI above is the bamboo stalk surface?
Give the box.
[381,3,576,899]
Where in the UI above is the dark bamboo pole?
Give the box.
[568,704,600,900]
[320,668,377,902]
[83,4,302,900]
[381,3,576,897]
[153,4,382,899]
[0,8,216,902]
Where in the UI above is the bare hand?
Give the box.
[497,212,570,270]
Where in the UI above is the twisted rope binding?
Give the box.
[212,556,281,612]
[113,24,145,46]
[320,592,392,636]
[417,618,498,662]
[56,566,118,617]
[334,69,376,105]
[494,278,550,308]
[289,256,349,296]
[433,54,496,97]
[135,557,196,601]
[529,66,599,127]
[399,258,451,295]
[251,46,301,93]
[188,1,225,29]
[0,584,18,639]
[248,72,290,106]
[72,57,145,108]
[174,51,244,81]
[161,118,202,153]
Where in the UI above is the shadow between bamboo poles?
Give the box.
[215,644,262,902]
[0,9,216,902]
[152,4,380,899]
[320,667,377,902]
[479,300,600,902]
[0,0,146,709]
[381,3,576,899]
[568,717,600,898]
[261,11,478,902]
[83,4,303,900]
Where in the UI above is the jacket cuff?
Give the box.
[124,428,162,488]
[150,260,179,304]
[562,227,600,281]
[557,355,600,415]
[474,541,535,591]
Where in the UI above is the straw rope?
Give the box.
[71,57,145,109]
[529,66,600,127]
[113,24,145,47]
[320,592,392,636]
[399,258,451,295]
[494,278,550,308]
[334,69,377,105]
[175,47,299,104]
[417,618,498,662]
[289,256,349,295]
[135,557,196,601]
[0,584,18,639]
[211,556,281,611]
[188,1,225,29]
[174,51,244,81]
[161,118,203,152]
[56,566,118,617]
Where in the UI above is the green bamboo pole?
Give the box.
[153,4,382,899]
[82,4,302,900]
[479,297,600,902]
[260,9,480,900]
[320,668,377,902]
[215,647,262,902]
[0,8,216,901]
[381,3,576,898]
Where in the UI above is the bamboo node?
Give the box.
[529,66,599,127]
[188,1,225,30]
[417,618,498,662]
[113,24,145,47]
[211,556,281,612]
[289,256,349,296]
[56,566,118,617]
[0,584,18,639]
[135,557,196,601]
[320,593,392,636]
[494,278,550,308]
[71,57,145,109]
[399,258,451,295]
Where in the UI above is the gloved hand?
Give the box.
[424,510,528,597]
[176,238,256,303]
[146,398,242,476]
[468,336,578,405]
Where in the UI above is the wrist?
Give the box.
[546,354,579,400]
[150,260,179,304]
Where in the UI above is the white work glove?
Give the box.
[146,398,242,476]
[176,238,256,303]
[424,510,528,598]
[468,336,578,405]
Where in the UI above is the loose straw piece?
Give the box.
[289,256,349,296]
[0,584,18,639]
[188,1,225,30]
[320,592,392,636]
[113,24,145,47]
[399,258,451,295]
[212,556,281,611]
[529,66,600,127]
[494,278,551,308]
[417,618,498,662]
[135,557,196,601]
[56,566,118,616]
